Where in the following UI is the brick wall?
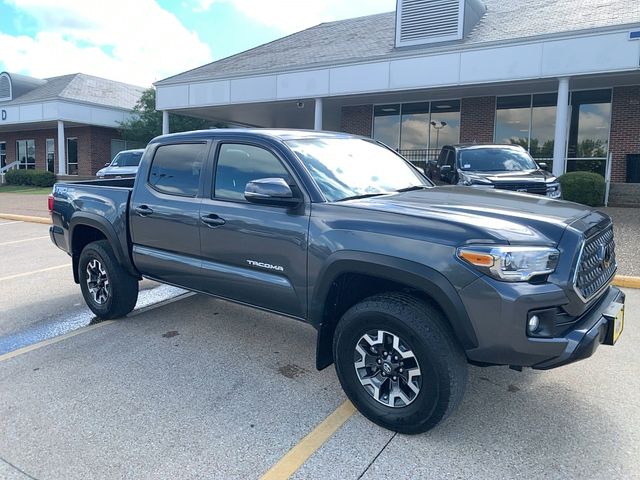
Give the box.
[459,96,496,143]
[340,105,373,137]
[609,85,640,183]
[0,126,120,176]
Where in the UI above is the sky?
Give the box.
[0,0,395,87]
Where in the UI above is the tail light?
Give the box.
[48,193,54,215]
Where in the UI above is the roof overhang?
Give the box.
[156,27,640,112]
[0,99,136,130]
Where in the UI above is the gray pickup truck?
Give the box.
[49,129,625,434]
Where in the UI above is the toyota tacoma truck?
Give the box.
[49,129,625,434]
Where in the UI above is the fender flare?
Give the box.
[69,213,139,281]
[311,252,478,370]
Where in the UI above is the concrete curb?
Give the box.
[1,211,639,289]
[0,213,51,224]
[612,275,640,289]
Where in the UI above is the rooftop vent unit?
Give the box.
[395,0,486,48]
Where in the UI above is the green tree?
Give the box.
[118,88,222,143]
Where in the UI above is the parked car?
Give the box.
[96,149,144,179]
[426,144,561,198]
[49,130,623,434]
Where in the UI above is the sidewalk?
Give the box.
[0,191,638,275]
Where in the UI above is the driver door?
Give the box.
[198,141,310,318]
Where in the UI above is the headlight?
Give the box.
[457,245,559,282]
[546,182,562,199]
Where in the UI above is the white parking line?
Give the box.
[0,221,23,226]
[0,264,69,282]
[0,235,50,247]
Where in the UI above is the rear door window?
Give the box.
[148,143,207,197]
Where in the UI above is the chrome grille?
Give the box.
[494,182,547,195]
[574,224,616,301]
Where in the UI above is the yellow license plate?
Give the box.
[612,307,624,344]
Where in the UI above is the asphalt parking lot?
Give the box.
[1,219,639,479]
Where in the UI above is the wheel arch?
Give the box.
[69,213,138,282]
[311,252,478,370]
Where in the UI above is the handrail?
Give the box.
[0,160,20,174]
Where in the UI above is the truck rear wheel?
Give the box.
[78,240,138,319]
[333,292,467,434]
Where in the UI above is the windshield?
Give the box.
[286,138,428,202]
[111,151,143,167]
[459,148,538,172]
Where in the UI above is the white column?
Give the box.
[552,77,570,178]
[314,98,323,131]
[57,120,66,175]
[162,110,169,135]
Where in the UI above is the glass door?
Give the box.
[46,138,55,173]
[67,138,78,175]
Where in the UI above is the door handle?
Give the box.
[135,205,153,216]
[201,213,226,227]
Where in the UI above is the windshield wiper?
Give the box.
[395,185,429,192]
[336,192,390,202]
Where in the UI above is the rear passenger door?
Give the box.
[130,141,209,288]
[198,140,310,318]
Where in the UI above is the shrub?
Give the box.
[558,171,605,207]
[4,169,56,187]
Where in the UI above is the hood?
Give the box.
[342,186,600,245]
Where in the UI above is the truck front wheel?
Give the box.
[78,240,138,319]
[333,293,467,434]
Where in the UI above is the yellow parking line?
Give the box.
[0,213,51,224]
[260,400,357,480]
[0,264,69,282]
[613,275,640,289]
[0,235,50,247]
[0,321,116,362]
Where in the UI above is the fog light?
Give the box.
[528,315,540,332]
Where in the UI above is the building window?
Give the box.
[373,100,460,168]
[46,139,55,173]
[16,139,36,169]
[495,94,557,158]
[0,142,6,168]
[67,137,78,175]
[495,89,611,175]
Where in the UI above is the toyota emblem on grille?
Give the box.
[597,244,612,269]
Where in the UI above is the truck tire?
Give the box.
[78,240,138,319]
[333,292,467,434]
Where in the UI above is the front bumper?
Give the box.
[461,276,625,369]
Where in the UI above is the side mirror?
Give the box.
[245,178,301,207]
[538,162,549,171]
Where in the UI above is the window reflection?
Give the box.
[568,90,612,159]
[373,100,460,151]
[373,104,401,149]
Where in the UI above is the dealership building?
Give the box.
[0,72,144,177]
[155,0,640,204]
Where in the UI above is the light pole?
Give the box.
[430,120,447,150]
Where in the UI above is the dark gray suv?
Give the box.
[427,144,562,198]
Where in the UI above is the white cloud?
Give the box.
[0,0,213,86]
[195,0,396,33]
